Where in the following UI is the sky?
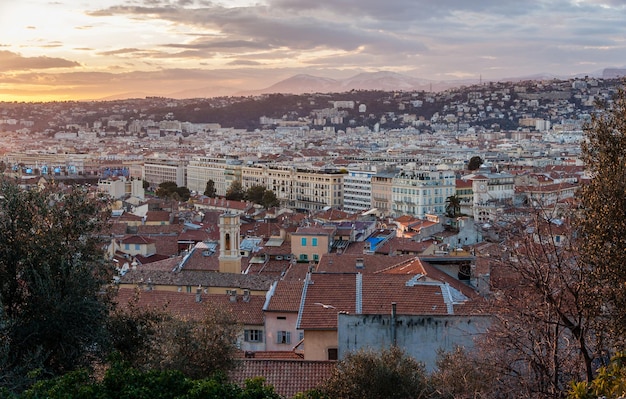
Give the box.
[1,0,625,102]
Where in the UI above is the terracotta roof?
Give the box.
[114,287,265,325]
[294,226,336,236]
[265,280,304,312]
[298,273,357,330]
[316,253,416,274]
[145,210,170,222]
[376,237,433,255]
[118,268,277,291]
[298,271,483,330]
[120,235,156,245]
[229,359,335,398]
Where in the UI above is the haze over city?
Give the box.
[1,0,626,102]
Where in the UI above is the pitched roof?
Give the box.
[316,253,417,274]
[229,359,335,398]
[265,280,304,312]
[118,268,276,291]
[114,287,265,325]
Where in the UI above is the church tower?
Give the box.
[219,212,242,274]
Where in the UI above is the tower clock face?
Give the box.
[479,184,485,190]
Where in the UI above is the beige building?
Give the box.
[391,169,456,218]
[186,155,243,196]
[371,172,395,216]
[290,226,336,263]
[241,165,344,211]
[142,157,186,187]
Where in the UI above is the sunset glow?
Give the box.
[1,0,626,101]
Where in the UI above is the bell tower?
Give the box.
[219,212,241,274]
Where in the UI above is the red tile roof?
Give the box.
[229,359,335,398]
[265,280,304,312]
[114,287,265,325]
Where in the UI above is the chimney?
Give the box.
[228,289,237,302]
[195,286,202,303]
[243,289,250,302]
[355,257,364,269]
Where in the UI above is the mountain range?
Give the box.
[100,68,626,101]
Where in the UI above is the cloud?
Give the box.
[227,59,263,66]
[0,51,80,72]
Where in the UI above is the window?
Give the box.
[327,348,338,360]
[277,316,286,320]
[299,331,304,341]
[312,237,318,246]
[277,331,291,344]
[313,254,319,261]
[244,329,263,343]
[125,243,130,250]
[135,244,140,250]
[301,237,307,246]
[299,254,308,261]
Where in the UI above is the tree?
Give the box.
[568,352,626,399]
[467,156,483,170]
[126,303,240,379]
[175,186,191,201]
[261,189,279,209]
[445,195,461,218]
[322,346,431,399]
[155,181,178,198]
[225,181,245,202]
[429,346,494,399]
[0,180,113,393]
[204,179,216,197]
[245,185,266,204]
[477,210,602,397]
[578,87,626,347]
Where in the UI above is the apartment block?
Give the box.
[391,169,456,218]
[142,157,186,187]
[343,168,375,213]
[241,165,344,211]
[186,155,243,196]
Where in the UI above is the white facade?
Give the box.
[343,169,375,213]
[142,158,186,187]
[186,156,242,196]
[391,169,456,218]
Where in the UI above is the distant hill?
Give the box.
[238,71,461,96]
[602,68,626,79]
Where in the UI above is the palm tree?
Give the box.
[445,195,461,218]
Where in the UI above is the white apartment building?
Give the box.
[186,156,243,196]
[142,158,186,187]
[98,176,145,199]
[391,169,456,218]
[241,165,344,211]
[343,168,375,213]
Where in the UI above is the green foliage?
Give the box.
[0,180,113,393]
[107,292,166,366]
[467,156,483,170]
[445,195,461,218]
[243,185,280,209]
[204,179,217,197]
[225,181,245,201]
[568,352,626,399]
[261,189,279,209]
[20,369,100,399]
[20,362,282,399]
[155,181,191,201]
[321,346,431,399]
[246,185,266,205]
[110,302,239,380]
